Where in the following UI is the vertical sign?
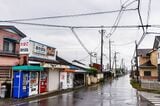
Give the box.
[20,39,30,54]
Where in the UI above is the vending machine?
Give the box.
[60,72,67,89]
[67,73,73,88]
[13,71,29,98]
[29,72,39,96]
[40,71,48,93]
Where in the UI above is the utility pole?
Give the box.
[109,39,113,71]
[114,51,119,77]
[135,41,139,82]
[89,53,92,66]
[115,52,117,75]
[99,27,105,72]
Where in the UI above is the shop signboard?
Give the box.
[33,43,47,55]
[20,38,56,60]
[29,40,56,60]
[20,38,30,54]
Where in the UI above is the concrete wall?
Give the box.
[48,70,59,91]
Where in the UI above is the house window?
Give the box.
[144,71,151,76]
[3,39,15,53]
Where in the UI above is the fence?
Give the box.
[141,80,160,90]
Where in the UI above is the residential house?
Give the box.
[153,36,160,81]
[138,49,158,80]
[0,25,26,97]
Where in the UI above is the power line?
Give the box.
[0,20,154,29]
[107,7,124,38]
[146,0,151,30]
[70,28,90,54]
[0,9,137,22]
[123,0,137,8]
[137,0,146,46]
[107,0,137,38]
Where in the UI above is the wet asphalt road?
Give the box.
[14,75,152,106]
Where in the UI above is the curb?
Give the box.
[139,93,154,106]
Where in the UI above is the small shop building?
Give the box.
[12,38,58,98]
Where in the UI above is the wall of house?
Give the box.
[48,69,59,91]
[139,68,158,80]
[0,29,22,52]
[0,57,19,66]
[150,50,158,66]
[139,56,150,65]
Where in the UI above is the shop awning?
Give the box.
[63,69,75,72]
[75,70,87,73]
[12,65,44,71]
[86,68,97,74]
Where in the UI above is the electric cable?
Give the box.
[0,9,137,22]
[70,28,90,54]
[107,0,137,38]
[146,0,151,30]
[0,20,152,29]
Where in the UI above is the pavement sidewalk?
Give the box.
[139,91,160,106]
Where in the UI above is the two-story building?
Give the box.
[0,25,26,97]
[138,49,158,81]
[153,36,160,81]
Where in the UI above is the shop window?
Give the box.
[144,71,151,76]
[3,39,15,53]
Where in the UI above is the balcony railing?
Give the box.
[0,50,19,57]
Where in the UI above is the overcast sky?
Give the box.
[0,0,159,69]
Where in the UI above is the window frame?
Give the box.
[144,71,151,76]
[3,38,16,53]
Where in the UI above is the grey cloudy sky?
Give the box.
[0,0,159,69]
